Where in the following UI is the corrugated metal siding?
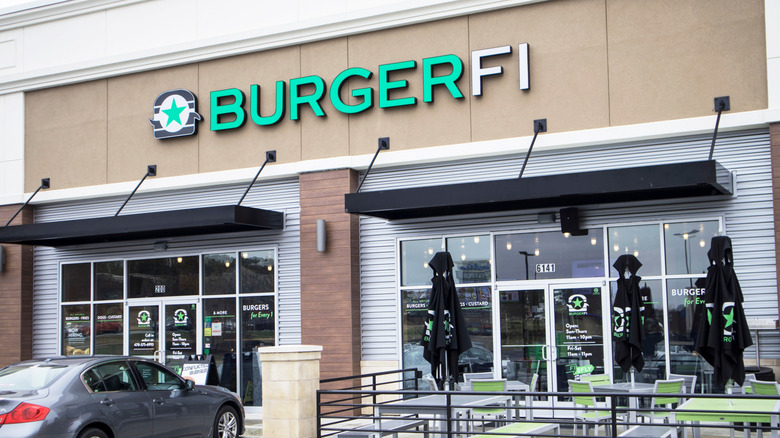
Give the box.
[358,130,779,362]
[32,178,301,358]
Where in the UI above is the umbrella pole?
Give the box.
[630,367,635,387]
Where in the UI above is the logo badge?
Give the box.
[149,89,201,139]
[567,294,589,314]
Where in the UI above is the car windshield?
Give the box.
[0,364,70,391]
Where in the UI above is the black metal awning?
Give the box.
[0,205,284,247]
[344,160,733,220]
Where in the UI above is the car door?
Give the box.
[132,360,211,437]
[85,361,154,438]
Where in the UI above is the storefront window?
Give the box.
[664,221,720,276]
[62,263,90,302]
[94,261,123,301]
[400,239,441,287]
[610,279,664,383]
[62,304,90,355]
[446,235,491,283]
[400,286,494,382]
[94,303,123,355]
[608,225,662,276]
[239,250,275,293]
[666,277,712,392]
[240,296,275,406]
[203,253,237,295]
[203,298,237,393]
[495,230,604,280]
[127,256,199,298]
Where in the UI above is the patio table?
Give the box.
[374,393,512,435]
[674,397,780,438]
[592,381,656,423]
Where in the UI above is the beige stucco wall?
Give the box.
[24,0,767,191]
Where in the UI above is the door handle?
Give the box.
[100,398,115,407]
[542,345,548,361]
[152,398,165,405]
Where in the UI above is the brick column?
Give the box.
[0,205,33,367]
[771,123,780,318]
[299,169,361,382]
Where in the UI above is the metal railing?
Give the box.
[318,384,780,437]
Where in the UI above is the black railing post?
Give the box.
[611,394,618,437]
[445,391,453,438]
[316,390,322,438]
[372,374,378,412]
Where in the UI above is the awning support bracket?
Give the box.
[115,165,156,216]
[238,150,277,206]
[4,178,50,227]
[708,96,730,160]
[356,137,389,193]
[518,119,547,178]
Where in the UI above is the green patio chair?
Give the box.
[668,373,698,398]
[513,373,539,419]
[749,379,780,395]
[580,374,611,385]
[569,379,616,436]
[470,379,508,432]
[637,378,684,424]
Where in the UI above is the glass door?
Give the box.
[499,283,607,413]
[128,301,198,369]
[551,285,607,397]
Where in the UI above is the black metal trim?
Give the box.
[344,160,733,220]
[0,205,283,247]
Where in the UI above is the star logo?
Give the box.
[722,302,735,336]
[137,310,152,326]
[149,89,201,139]
[567,294,589,313]
[174,309,189,325]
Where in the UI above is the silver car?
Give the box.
[0,356,244,438]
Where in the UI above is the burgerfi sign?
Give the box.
[210,43,530,131]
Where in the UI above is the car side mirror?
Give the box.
[185,379,196,391]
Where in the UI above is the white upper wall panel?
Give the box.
[767,0,780,108]
[106,0,196,56]
[22,10,105,70]
[0,0,544,94]
[0,92,24,200]
[196,0,297,40]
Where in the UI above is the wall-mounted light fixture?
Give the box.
[316,219,326,252]
[153,241,168,252]
[0,245,5,273]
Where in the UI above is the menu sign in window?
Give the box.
[63,304,91,355]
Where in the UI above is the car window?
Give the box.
[87,362,139,392]
[134,361,185,391]
[0,364,69,391]
[82,368,107,392]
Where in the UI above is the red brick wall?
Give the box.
[299,169,361,381]
[772,123,780,319]
[0,205,33,366]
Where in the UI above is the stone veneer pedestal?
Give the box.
[258,345,323,438]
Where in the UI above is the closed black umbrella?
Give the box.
[612,254,645,374]
[421,251,472,389]
[694,236,753,387]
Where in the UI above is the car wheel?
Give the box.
[214,405,239,438]
[77,427,109,438]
